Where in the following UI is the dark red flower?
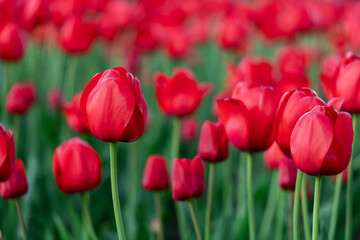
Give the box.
[142,155,169,191]
[53,138,102,194]
[172,156,205,201]
[217,82,279,152]
[81,67,147,142]
[64,93,89,134]
[0,159,28,199]
[291,105,353,176]
[6,81,37,115]
[278,157,298,191]
[0,125,15,182]
[154,68,212,117]
[0,22,26,62]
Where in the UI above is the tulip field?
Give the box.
[2,0,360,240]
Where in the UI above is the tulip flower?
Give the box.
[0,22,26,62]
[22,0,50,31]
[64,93,89,134]
[319,54,341,100]
[6,81,38,115]
[154,68,212,118]
[53,137,101,194]
[81,67,147,142]
[180,117,199,142]
[277,45,308,77]
[0,124,15,181]
[0,159,28,199]
[47,87,64,110]
[164,27,191,59]
[264,142,284,170]
[278,158,298,191]
[274,88,325,157]
[142,155,169,192]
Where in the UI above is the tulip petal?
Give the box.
[327,97,344,112]
[190,156,205,198]
[198,121,219,161]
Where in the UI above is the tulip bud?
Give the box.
[278,157,298,191]
[6,81,37,115]
[0,124,15,181]
[0,22,26,61]
[291,105,353,176]
[0,159,28,199]
[154,68,212,118]
[53,138,102,194]
[198,121,228,163]
[172,156,205,201]
[142,155,169,191]
[273,88,325,157]
[217,82,280,152]
[47,87,63,110]
[81,67,147,142]
[263,142,284,170]
[181,117,199,142]
[64,93,89,134]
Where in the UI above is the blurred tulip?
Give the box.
[6,81,37,115]
[164,27,191,59]
[342,4,360,50]
[180,117,199,142]
[332,166,348,185]
[142,155,169,191]
[277,46,308,77]
[217,82,279,152]
[263,142,283,170]
[0,159,28,199]
[278,157,298,191]
[154,68,212,118]
[217,16,250,52]
[81,67,147,142]
[291,105,353,176]
[0,125,15,182]
[53,138,101,194]
[276,74,310,95]
[319,54,341,99]
[64,93,89,134]
[172,156,205,201]
[47,87,63,110]
[274,88,325,157]
[22,0,50,31]
[0,22,26,61]
[59,17,98,54]
[320,52,360,113]
[198,121,228,163]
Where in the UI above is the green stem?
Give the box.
[247,153,256,240]
[312,176,322,240]
[109,142,126,240]
[81,193,98,240]
[65,56,79,98]
[154,193,164,240]
[345,114,357,240]
[301,176,311,240]
[188,201,203,240]
[328,173,342,240]
[205,163,215,240]
[293,170,304,240]
[275,190,284,240]
[289,192,293,240]
[15,199,27,240]
[259,171,279,240]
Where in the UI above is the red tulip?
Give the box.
[332,166,348,185]
[0,159,28,199]
[319,54,341,100]
[217,82,279,152]
[198,121,228,163]
[64,93,89,134]
[53,138,102,194]
[217,16,250,52]
[172,156,205,201]
[274,88,326,157]
[0,125,15,182]
[22,0,50,31]
[0,22,26,62]
[154,68,212,117]
[59,17,98,54]
[320,52,360,113]
[291,105,353,176]
[263,142,283,170]
[278,157,298,191]
[164,27,191,59]
[47,87,63,110]
[342,4,360,50]
[180,117,199,142]
[142,155,169,191]
[81,67,147,142]
[6,81,38,115]
[277,46,308,77]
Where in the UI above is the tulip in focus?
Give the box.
[81,67,147,142]
[0,124,15,181]
[0,159,28,199]
[64,93,89,134]
[53,138,102,194]
[142,155,169,191]
[6,81,38,115]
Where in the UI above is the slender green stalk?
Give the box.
[289,192,293,240]
[293,170,304,240]
[154,193,164,240]
[65,56,79,98]
[345,114,357,240]
[312,176,322,240]
[246,153,256,240]
[301,176,311,240]
[328,173,342,240]
[205,163,215,240]
[275,190,284,240]
[109,142,126,240]
[259,171,279,240]
[188,201,203,240]
[80,193,98,240]
[15,199,27,240]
